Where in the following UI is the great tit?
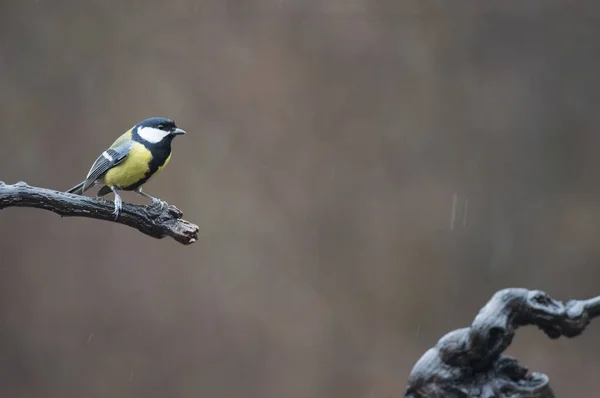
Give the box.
[66,117,186,218]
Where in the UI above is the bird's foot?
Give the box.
[113,195,123,219]
[150,197,168,210]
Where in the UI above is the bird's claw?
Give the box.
[113,195,123,220]
[151,198,168,210]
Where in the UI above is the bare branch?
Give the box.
[406,288,600,398]
[0,181,198,245]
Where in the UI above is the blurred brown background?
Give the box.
[1,1,600,397]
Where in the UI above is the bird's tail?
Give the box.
[66,181,86,195]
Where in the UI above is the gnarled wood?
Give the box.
[0,181,198,245]
[406,288,600,397]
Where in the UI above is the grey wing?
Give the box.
[82,141,132,191]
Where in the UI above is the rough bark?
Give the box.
[406,288,600,398]
[0,181,198,245]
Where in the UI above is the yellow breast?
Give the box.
[103,142,151,188]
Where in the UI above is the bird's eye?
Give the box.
[157,124,164,129]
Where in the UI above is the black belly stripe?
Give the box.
[121,140,172,191]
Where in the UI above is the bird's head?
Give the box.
[135,117,186,144]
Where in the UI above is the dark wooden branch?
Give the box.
[0,181,199,245]
[405,288,600,398]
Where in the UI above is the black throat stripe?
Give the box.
[122,128,173,190]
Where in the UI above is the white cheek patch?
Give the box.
[137,126,170,143]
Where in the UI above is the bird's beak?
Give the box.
[172,128,186,136]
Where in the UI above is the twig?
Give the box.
[405,288,600,398]
[0,181,198,245]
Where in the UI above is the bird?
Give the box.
[66,117,186,219]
